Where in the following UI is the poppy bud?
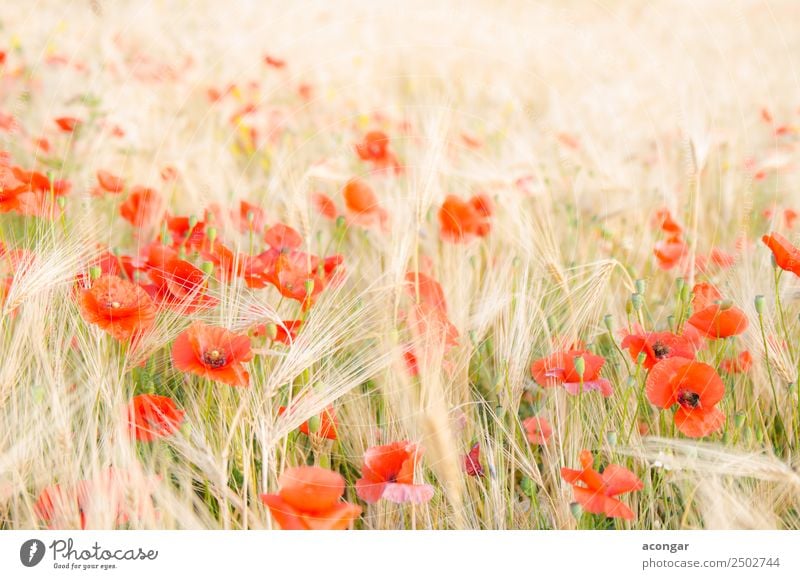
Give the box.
[520,477,535,498]
[469,330,479,346]
[180,420,192,436]
[573,355,585,379]
[625,300,633,315]
[304,278,315,296]
[265,323,277,340]
[717,299,733,310]
[335,215,346,230]
[666,314,675,333]
[569,502,583,519]
[789,382,797,395]
[57,196,66,209]
[603,314,613,333]
[319,453,331,469]
[178,247,186,260]
[680,283,691,303]
[626,376,637,389]
[722,431,730,444]
[635,278,646,295]
[734,412,746,428]
[637,352,647,367]
[246,210,255,224]
[189,214,198,228]
[754,294,765,315]
[606,431,618,446]
[201,261,214,275]
[494,405,505,418]
[631,293,643,311]
[307,414,321,434]
[88,265,102,280]
[206,226,217,245]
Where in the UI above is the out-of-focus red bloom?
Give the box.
[404,271,459,350]
[646,357,726,438]
[172,321,253,387]
[260,466,361,530]
[343,178,387,228]
[763,232,800,276]
[438,194,493,242]
[312,192,338,220]
[695,248,736,274]
[561,450,642,520]
[530,349,612,397]
[355,441,434,504]
[34,468,160,529]
[522,416,553,445]
[463,443,484,477]
[234,200,266,233]
[763,206,798,229]
[78,275,156,342]
[55,116,80,132]
[720,351,753,374]
[278,404,338,440]
[96,170,125,194]
[354,130,401,173]
[652,207,683,236]
[263,54,287,69]
[126,394,185,442]
[120,186,161,229]
[264,223,303,251]
[654,237,688,270]
[686,283,748,339]
[620,325,697,370]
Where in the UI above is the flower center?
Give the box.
[677,390,701,408]
[202,349,227,368]
[652,340,670,358]
[105,299,122,309]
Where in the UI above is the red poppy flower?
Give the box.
[312,192,338,220]
[354,130,401,173]
[94,170,125,195]
[522,416,553,445]
[763,232,800,276]
[78,275,156,341]
[438,194,492,242]
[172,321,253,387]
[264,223,303,251]
[234,200,266,233]
[530,349,612,397]
[404,271,459,349]
[260,466,361,530]
[147,255,215,313]
[55,116,80,132]
[263,55,287,69]
[620,326,697,369]
[654,236,688,270]
[355,441,435,504]
[34,468,159,529]
[652,208,683,236]
[343,178,387,228]
[120,186,161,229]
[561,450,643,520]
[279,404,338,440]
[126,394,185,442]
[463,443,484,477]
[686,283,748,339]
[720,351,753,374]
[646,357,726,438]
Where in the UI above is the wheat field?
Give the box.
[1,0,800,530]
